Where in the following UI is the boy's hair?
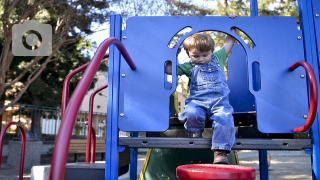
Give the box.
[183,32,215,54]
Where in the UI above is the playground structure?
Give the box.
[1,0,320,180]
[50,0,320,179]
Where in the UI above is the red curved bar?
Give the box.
[0,122,26,180]
[103,53,109,59]
[61,54,109,118]
[61,62,90,118]
[50,38,135,180]
[86,83,108,163]
[289,60,318,133]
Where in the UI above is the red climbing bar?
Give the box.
[61,62,90,118]
[289,60,318,133]
[50,38,135,180]
[61,54,109,118]
[0,122,26,180]
[86,83,108,163]
[84,121,97,163]
[90,128,97,163]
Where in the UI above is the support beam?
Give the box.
[119,138,312,150]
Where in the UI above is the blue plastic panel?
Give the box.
[118,16,308,133]
[312,0,320,68]
[227,44,255,113]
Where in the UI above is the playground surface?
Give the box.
[0,150,312,180]
[117,150,312,180]
[237,150,312,180]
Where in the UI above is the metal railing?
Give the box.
[50,37,135,180]
[0,102,108,142]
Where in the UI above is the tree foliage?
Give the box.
[0,0,112,114]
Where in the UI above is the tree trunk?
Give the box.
[224,0,228,16]
[31,94,42,139]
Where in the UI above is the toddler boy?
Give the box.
[165,27,236,164]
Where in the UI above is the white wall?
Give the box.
[79,72,108,114]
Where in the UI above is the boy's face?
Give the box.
[188,48,213,64]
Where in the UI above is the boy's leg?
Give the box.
[209,98,235,164]
[178,101,206,137]
[209,104,235,151]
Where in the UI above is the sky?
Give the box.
[87,0,221,58]
[87,0,282,58]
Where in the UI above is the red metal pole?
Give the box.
[61,54,109,118]
[0,122,26,180]
[50,38,135,180]
[86,83,108,163]
[61,62,90,119]
[289,60,318,132]
[90,128,96,163]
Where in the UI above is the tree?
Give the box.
[0,0,113,115]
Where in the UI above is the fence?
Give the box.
[0,102,129,142]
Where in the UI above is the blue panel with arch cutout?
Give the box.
[118,16,308,133]
[227,44,255,113]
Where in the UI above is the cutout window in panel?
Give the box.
[233,27,255,49]
[252,61,261,91]
[168,26,192,48]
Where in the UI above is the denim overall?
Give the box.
[178,57,235,152]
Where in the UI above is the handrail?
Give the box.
[86,83,108,163]
[50,37,135,180]
[61,62,90,118]
[90,128,96,163]
[84,122,97,163]
[0,122,26,180]
[289,60,318,133]
[61,54,109,118]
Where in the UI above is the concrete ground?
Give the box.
[0,150,313,180]
[119,150,313,180]
[237,150,312,180]
[0,156,32,180]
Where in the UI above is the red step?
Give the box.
[176,164,256,180]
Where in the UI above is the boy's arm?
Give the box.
[224,15,237,55]
[165,61,172,75]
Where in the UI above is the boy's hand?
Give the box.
[229,15,237,33]
[165,61,173,75]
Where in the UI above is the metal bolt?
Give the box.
[120,113,124,117]
[123,36,127,40]
[121,74,126,77]
[316,14,319,18]
[300,74,305,78]
[304,115,308,119]
[297,36,302,40]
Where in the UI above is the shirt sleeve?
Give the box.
[177,62,193,78]
[213,47,227,71]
